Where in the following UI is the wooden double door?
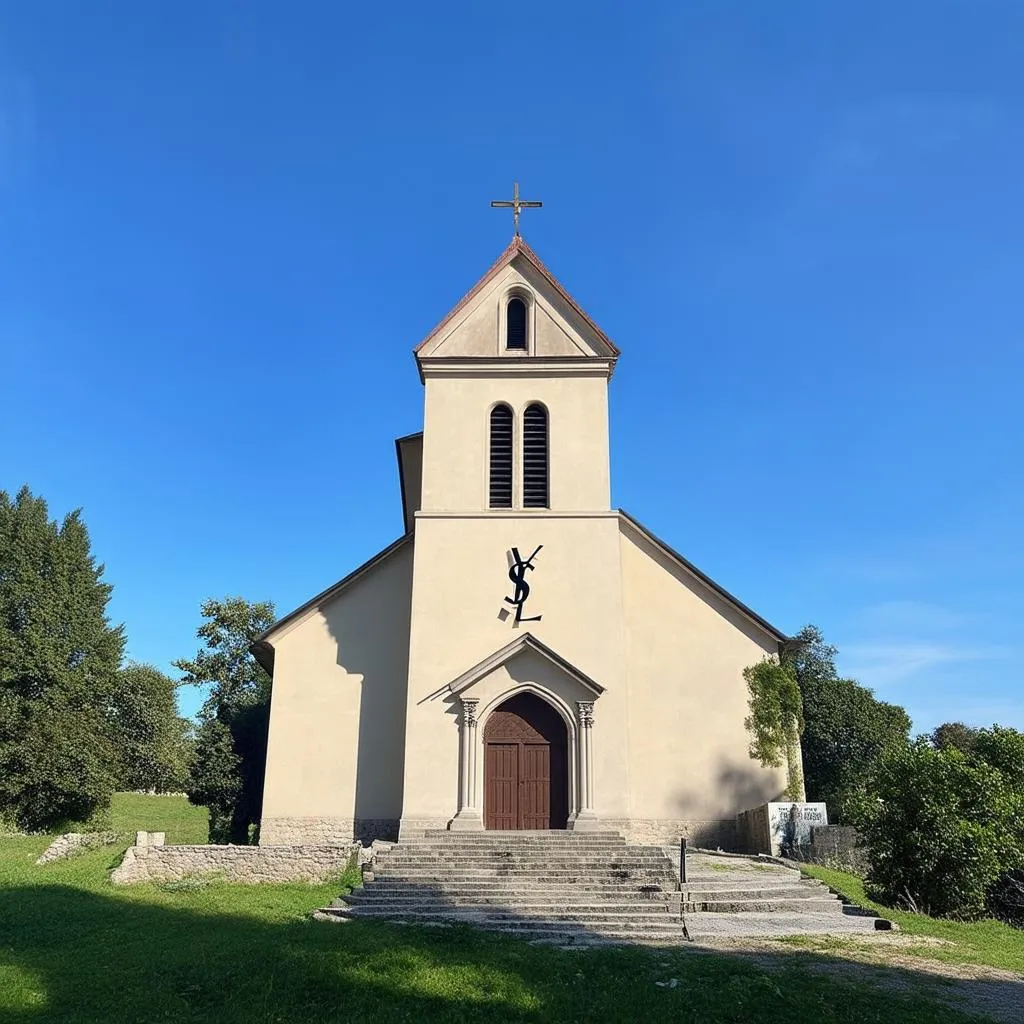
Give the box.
[484,693,568,830]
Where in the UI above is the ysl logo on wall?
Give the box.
[504,545,543,625]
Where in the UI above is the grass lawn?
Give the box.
[800,864,1024,975]
[107,793,210,844]
[0,798,1016,1023]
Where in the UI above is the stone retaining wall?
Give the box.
[111,833,359,885]
[615,818,737,850]
[36,832,120,864]
[808,825,868,873]
[260,816,399,845]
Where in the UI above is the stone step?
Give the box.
[342,906,675,921]
[387,845,633,856]
[343,894,673,913]
[398,834,629,841]
[684,869,803,881]
[688,897,844,914]
[381,848,664,857]
[682,885,824,902]
[377,867,672,876]
[347,888,838,916]
[376,862,674,873]
[374,873,677,885]
[413,831,622,839]
[681,877,816,890]
[378,864,669,874]
[339,908,682,926]
[316,907,885,945]
[316,910,689,946]
[361,881,677,895]
[404,835,629,842]
[379,858,672,869]
[324,906,689,933]
[344,890,673,906]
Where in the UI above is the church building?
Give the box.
[253,231,794,850]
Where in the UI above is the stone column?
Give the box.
[571,700,600,829]
[450,697,483,831]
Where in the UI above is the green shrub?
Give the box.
[861,738,1023,919]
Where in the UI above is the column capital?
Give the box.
[460,697,479,727]
[577,700,595,728]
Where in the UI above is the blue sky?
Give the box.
[1,3,1021,731]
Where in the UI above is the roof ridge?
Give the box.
[413,237,619,357]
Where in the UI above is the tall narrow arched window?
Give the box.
[522,403,549,508]
[488,404,513,508]
[506,297,527,350]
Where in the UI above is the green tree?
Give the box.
[784,625,910,821]
[111,663,194,793]
[861,735,1024,919]
[743,658,804,800]
[176,597,275,844]
[931,721,982,756]
[0,486,125,830]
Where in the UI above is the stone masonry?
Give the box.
[36,832,120,864]
[319,830,887,944]
[111,832,359,884]
[260,816,399,845]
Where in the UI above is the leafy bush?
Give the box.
[861,736,1024,919]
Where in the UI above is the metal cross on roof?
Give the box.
[490,182,542,237]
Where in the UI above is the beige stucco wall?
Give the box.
[260,541,414,844]
[400,513,628,832]
[419,371,611,513]
[418,258,606,360]
[619,520,788,842]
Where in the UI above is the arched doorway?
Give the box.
[483,693,569,830]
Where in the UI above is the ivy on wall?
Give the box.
[743,658,805,801]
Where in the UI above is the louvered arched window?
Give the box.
[522,403,549,508]
[488,404,513,508]
[506,297,527,350]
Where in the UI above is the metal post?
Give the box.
[680,837,687,885]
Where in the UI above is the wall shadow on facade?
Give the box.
[666,756,789,850]
[320,544,415,842]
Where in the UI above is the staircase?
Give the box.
[316,831,874,946]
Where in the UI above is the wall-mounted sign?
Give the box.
[505,545,542,624]
[768,802,828,857]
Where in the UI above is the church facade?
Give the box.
[253,236,794,849]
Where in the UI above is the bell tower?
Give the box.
[414,235,620,516]
[400,232,630,837]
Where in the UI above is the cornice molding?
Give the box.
[418,357,614,381]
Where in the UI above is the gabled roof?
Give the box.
[414,235,620,358]
[250,533,412,675]
[424,632,606,704]
[618,510,789,646]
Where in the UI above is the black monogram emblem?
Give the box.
[505,545,543,624]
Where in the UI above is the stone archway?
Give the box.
[483,692,569,830]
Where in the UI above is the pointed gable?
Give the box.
[415,237,619,368]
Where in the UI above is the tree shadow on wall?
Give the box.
[669,757,787,849]
[0,881,1005,1024]
[319,540,414,841]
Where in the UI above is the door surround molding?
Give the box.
[449,682,601,831]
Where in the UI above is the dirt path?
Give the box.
[690,934,1024,1024]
